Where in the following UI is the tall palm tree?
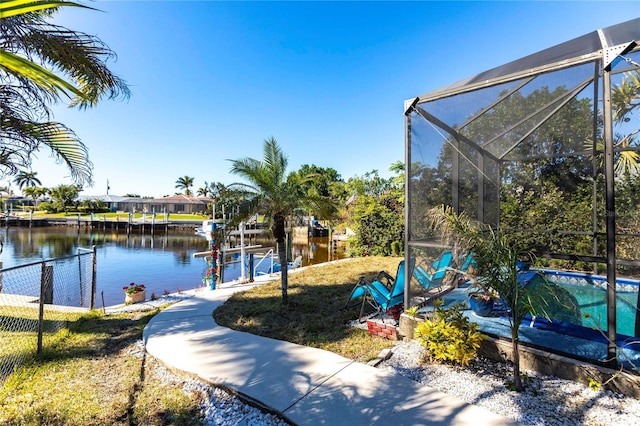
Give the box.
[14,170,41,189]
[0,0,130,184]
[175,176,194,196]
[229,137,336,305]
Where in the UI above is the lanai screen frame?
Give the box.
[404,18,640,365]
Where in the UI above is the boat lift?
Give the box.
[193,221,276,284]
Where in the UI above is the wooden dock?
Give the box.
[0,215,196,232]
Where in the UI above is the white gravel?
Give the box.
[379,340,640,426]
[104,291,196,314]
[146,357,289,426]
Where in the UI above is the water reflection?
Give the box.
[1,227,206,267]
[0,227,346,307]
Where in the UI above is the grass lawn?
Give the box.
[0,308,204,426]
[214,256,402,362]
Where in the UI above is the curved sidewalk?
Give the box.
[143,283,516,425]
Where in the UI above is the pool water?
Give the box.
[546,277,639,337]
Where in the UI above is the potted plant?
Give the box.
[468,289,495,316]
[202,266,217,290]
[123,282,146,304]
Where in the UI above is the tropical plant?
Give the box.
[228,137,336,305]
[48,183,79,213]
[343,167,404,256]
[80,197,106,213]
[348,192,404,256]
[288,164,345,201]
[426,204,568,391]
[13,170,41,189]
[22,185,47,209]
[611,70,640,176]
[175,176,194,196]
[196,184,209,197]
[0,0,130,184]
[414,300,485,366]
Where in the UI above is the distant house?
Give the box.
[78,194,210,214]
[146,195,210,214]
[78,194,129,212]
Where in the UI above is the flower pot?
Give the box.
[125,290,146,304]
[468,292,494,316]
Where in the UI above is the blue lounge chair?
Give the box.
[413,250,453,291]
[452,252,474,282]
[415,251,475,290]
[344,259,414,322]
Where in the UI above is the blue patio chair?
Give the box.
[343,259,414,322]
[414,251,475,292]
[413,250,453,291]
[451,252,475,282]
[272,255,302,273]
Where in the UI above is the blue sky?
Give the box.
[26,1,639,197]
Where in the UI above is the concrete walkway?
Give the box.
[143,281,517,425]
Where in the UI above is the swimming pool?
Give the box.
[537,269,639,337]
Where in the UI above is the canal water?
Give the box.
[0,226,345,307]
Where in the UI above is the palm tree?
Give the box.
[14,170,41,189]
[48,184,79,213]
[584,71,640,176]
[0,1,130,184]
[426,205,570,392]
[22,185,47,209]
[196,182,209,197]
[175,176,194,196]
[229,137,336,305]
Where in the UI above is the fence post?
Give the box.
[36,260,47,354]
[78,248,84,307]
[249,253,254,282]
[632,288,640,337]
[91,245,97,309]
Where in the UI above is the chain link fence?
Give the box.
[0,247,96,380]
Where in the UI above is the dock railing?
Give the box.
[253,248,277,278]
[0,247,97,380]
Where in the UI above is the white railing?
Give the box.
[254,248,277,277]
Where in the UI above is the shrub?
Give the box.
[405,305,420,317]
[414,301,485,366]
[390,241,402,256]
[38,201,57,213]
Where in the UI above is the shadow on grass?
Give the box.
[213,259,401,359]
[38,309,160,361]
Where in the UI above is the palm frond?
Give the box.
[31,121,93,184]
[0,0,92,18]
[0,50,83,99]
